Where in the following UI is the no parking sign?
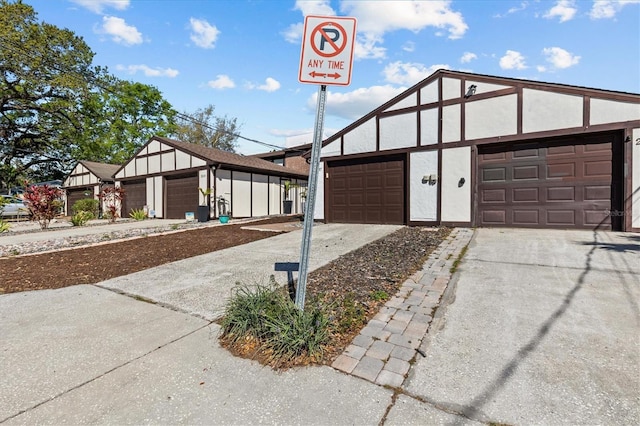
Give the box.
[298,15,356,86]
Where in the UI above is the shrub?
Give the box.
[71,211,93,226]
[22,185,63,229]
[220,283,329,366]
[99,187,125,223]
[129,208,147,221]
[0,219,10,233]
[71,198,98,217]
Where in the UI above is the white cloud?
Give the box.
[282,22,304,44]
[354,33,386,60]
[460,52,478,63]
[402,41,416,53]
[494,1,529,18]
[544,0,577,22]
[499,50,527,70]
[252,77,281,92]
[115,64,179,77]
[207,75,235,89]
[590,0,640,19]
[542,47,580,69]
[70,0,129,14]
[97,16,142,45]
[383,62,448,85]
[341,0,468,39]
[189,18,220,49]
[308,85,407,121]
[294,0,336,16]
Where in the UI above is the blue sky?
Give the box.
[26,0,640,155]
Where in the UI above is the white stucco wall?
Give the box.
[633,128,640,228]
[161,152,174,171]
[64,164,100,187]
[442,104,461,143]
[148,155,160,174]
[420,81,438,104]
[147,139,160,153]
[232,172,251,217]
[252,174,269,217]
[441,147,471,222]
[321,140,341,157]
[385,92,417,112]
[466,94,518,140]
[343,118,376,155]
[176,150,191,169]
[153,176,163,218]
[590,99,640,125]
[215,169,232,216]
[409,150,438,221]
[420,108,438,145]
[380,113,417,150]
[442,77,460,100]
[314,162,325,220]
[522,89,583,133]
[269,176,281,214]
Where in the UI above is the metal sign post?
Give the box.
[295,15,356,311]
[295,84,326,310]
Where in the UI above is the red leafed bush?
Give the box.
[99,186,126,223]
[23,184,63,229]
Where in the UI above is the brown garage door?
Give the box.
[121,180,146,217]
[66,188,94,215]
[477,133,620,230]
[327,156,405,224]
[165,174,199,219]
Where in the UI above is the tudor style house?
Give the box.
[312,70,640,232]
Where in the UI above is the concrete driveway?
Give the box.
[400,228,640,425]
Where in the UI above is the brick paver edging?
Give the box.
[331,227,475,387]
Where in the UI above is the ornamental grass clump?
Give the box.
[220,282,330,368]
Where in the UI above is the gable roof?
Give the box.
[140,136,308,179]
[79,161,120,181]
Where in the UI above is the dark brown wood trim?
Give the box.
[69,172,91,178]
[438,76,443,145]
[375,115,381,152]
[405,152,411,225]
[441,221,472,228]
[117,167,207,182]
[516,84,523,134]
[407,220,439,227]
[135,148,175,160]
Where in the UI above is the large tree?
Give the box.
[172,104,241,152]
[0,0,176,189]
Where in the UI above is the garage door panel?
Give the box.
[513,188,539,202]
[482,188,506,203]
[478,134,614,230]
[513,165,539,180]
[122,181,146,217]
[584,185,610,200]
[328,156,405,224]
[483,168,507,182]
[513,209,539,225]
[547,163,575,179]
[547,210,575,226]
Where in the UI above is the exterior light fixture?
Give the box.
[464,84,477,98]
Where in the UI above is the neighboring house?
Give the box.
[252,143,311,175]
[63,161,120,216]
[113,136,308,220]
[312,69,640,232]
